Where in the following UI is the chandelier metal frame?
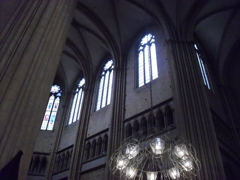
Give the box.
[109,128,200,180]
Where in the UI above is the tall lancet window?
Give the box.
[194,44,211,89]
[68,78,85,125]
[138,33,158,87]
[96,59,114,111]
[41,85,62,130]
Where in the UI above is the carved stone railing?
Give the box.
[28,152,50,176]
[53,145,73,174]
[124,100,174,139]
[83,129,109,163]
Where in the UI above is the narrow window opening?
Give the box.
[41,85,62,130]
[194,44,211,89]
[138,34,158,87]
[96,60,114,111]
[68,78,85,125]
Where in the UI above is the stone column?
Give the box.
[0,0,77,179]
[68,85,94,180]
[105,57,127,180]
[168,40,225,179]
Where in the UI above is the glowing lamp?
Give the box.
[125,144,140,159]
[125,166,137,179]
[168,167,180,179]
[146,171,158,180]
[116,155,129,170]
[150,138,165,154]
[180,157,193,171]
[174,144,188,159]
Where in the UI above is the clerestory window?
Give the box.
[68,78,85,125]
[96,59,114,111]
[194,44,211,89]
[41,85,62,130]
[138,33,158,87]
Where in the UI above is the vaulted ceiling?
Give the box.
[57,0,240,98]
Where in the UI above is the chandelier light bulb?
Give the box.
[116,155,129,170]
[125,166,137,179]
[174,144,189,159]
[168,167,180,179]
[180,157,193,171]
[146,171,158,180]
[150,138,165,154]
[125,143,140,159]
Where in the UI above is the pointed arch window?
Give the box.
[41,85,62,130]
[68,78,85,125]
[96,59,114,111]
[194,44,211,89]
[138,33,158,87]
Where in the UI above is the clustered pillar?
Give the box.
[0,0,76,179]
[168,40,225,179]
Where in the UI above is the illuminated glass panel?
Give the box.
[138,34,158,87]
[107,70,113,105]
[96,60,114,111]
[194,44,211,89]
[68,78,85,125]
[40,85,62,130]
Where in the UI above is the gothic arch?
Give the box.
[156,109,165,130]
[147,113,156,132]
[91,140,97,158]
[85,142,91,160]
[140,117,148,138]
[133,120,140,135]
[97,137,103,156]
[39,157,47,174]
[165,106,174,127]
[103,134,108,155]
[125,123,133,138]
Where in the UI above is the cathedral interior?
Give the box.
[0,0,240,179]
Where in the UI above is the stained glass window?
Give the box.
[40,85,62,130]
[194,44,211,89]
[138,33,158,87]
[96,60,114,111]
[68,78,85,125]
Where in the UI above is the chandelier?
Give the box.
[109,129,200,180]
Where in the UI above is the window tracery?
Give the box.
[96,60,114,111]
[40,85,62,130]
[138,33,158,87]
[69,78,85,125]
